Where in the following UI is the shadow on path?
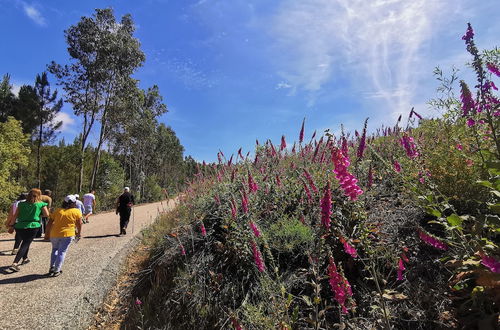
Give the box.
[83,234,121,239]
[0,265,49,282]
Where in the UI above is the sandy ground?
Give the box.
[0,199,174,330]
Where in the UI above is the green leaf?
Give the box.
[426,208,441,218]
[477,180,493,188]
[446,214,463,228]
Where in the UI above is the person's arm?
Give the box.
[5,205,14,226]
[76,214,82,237]
[41,206,49,218]
[7,207,19,227]
[93,197,96,208]
[45,218,54,239]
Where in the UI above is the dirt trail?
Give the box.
[0,199,174,330]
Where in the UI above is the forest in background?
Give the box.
[0,8,197,219]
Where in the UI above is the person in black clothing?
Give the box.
[116,187,135,235]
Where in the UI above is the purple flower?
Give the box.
[340,237,358,258]
[249,221,261,237]
[320,181,332,229]
[467,118,476,127]
[299,118,305,144]
[200,222,207,236]
[250,241,265,272]
[328,257,353,314]
[460,81,475,117]
[486,62,500,77]
[481,254,500,273]
[393,160,401,173]
[303,169,318,194]
[280,135,287,151]
[331,149,363,201]
[135,297,143,306]
[397,258,405,281]
[418,230,448,250]
[462,23,474,42]
[248,172,259,193]
[400,134,419,158]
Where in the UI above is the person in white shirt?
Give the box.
[83,190,96,223]
[74,194,86,223]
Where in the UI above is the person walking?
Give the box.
[74,194,86,223]
[6,188,49,272]
[116,187,135,236]
[82,190,96,223]
[45,195,82,277]
[38,189,53,238]
[4,192,27,255]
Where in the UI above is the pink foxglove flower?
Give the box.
[397,258,405,281]
[231,317,242,330]
[214,194,221,205]
[303,181,312,204]
[328,257,353,314]
[340,237,358,258]
[400,134,419,158]
[135,297,143,306]
[331,149,364,201]
[180,244,186,255]
[487,62,500,77]
[367,164,373,189]
[280,135,287,151]
[241,190,249,214]
[250,240,265,272]
[249,221,261,237]
[231,199,238,220]
[275,174,281,186]
[393,160,401,173]
[418,230,448,250]
[299,118,305,144]
[248,172,259,193]
[200,222,207,236]
[462,23,474,42]
[303,169,318,194]
[481,254,500,273]
[320,181,332,230]
[238,147,244,160]
[460,81,475,117]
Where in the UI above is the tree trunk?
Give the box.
[37,106,43,189]
[89,109,108,190]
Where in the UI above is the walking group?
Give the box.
[4,187,134,276]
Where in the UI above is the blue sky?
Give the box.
[1,0,499,162]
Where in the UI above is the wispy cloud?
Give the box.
[21,2,46,26]
[269,0,459,112]
[53,112,75,133]
[164,58,217,90]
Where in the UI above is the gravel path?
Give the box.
[0,199,174,330]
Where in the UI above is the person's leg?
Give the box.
[53,237,73,272]
[50,237,60,271]
[119,208,131,234]
[13,230,22,250]
[13,228,37,264]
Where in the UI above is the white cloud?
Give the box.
[11,83,22,96]
[22,3,46,26]
[275,81,292,90]
[269,0,462,112]
[53,112,75,133]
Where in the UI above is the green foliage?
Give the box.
[0,117,30,210]
[266,216,313,253]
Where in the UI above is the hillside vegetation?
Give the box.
[122,24,499,329]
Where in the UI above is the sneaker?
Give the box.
[51,270,62,277]
[47,267,55,276]
[21,258,31,265]
[9,264,20,272]
[122,228,127,235]
[11,249,18,255]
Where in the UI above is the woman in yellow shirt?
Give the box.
[45,195,82,277]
